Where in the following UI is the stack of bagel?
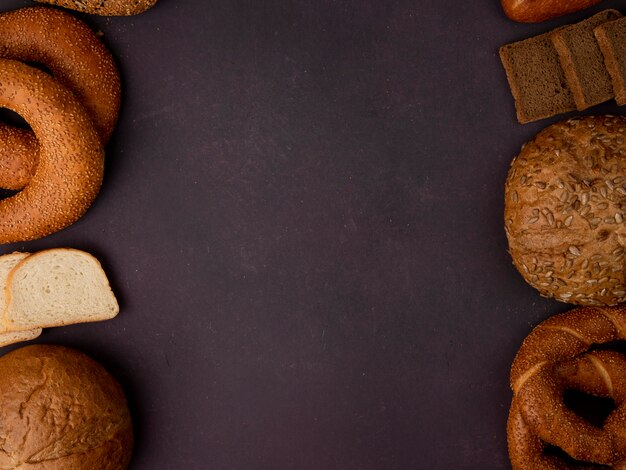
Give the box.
[0,7,120,244]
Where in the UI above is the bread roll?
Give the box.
[504,115,626,306]
[501,0,604,23]
[0,345,133,469]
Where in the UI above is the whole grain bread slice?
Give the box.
[551,9,622,110]
[500,27,576,123]
[0,253,41,346]
[595,16,626,105]
[3,248,119,331]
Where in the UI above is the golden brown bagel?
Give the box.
[0,6,120,190]
[0,59,103,244]
[509,306,626,467]
[35,0,157,16]
[509,351,626,469]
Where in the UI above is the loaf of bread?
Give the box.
[35,0,157,16]
[2,248,119,331]
[504,115,626,305]
[501,0,605,23]
[0,345,133,469]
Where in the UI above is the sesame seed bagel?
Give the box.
[0,6,120,190]
[508,306,626,467]
[0,59,103,244]
[35,0,157,16]
[509,351,626,469]
[505,115,626,306]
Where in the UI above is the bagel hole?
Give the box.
[544,444,610,467]
[0,108,30,130]
[22,61,53,77]
[0,189,18,200]
[563,389,615,427]
[589,340,626,355]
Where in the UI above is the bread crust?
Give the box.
[0,7,120,191]
[501,0,604,23]
[504,115,626,305]
[508,306,626,468]
[0,59,104,244]
[0,345,132,469]
[35,0,157,16]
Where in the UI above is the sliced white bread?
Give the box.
[3,248,119,331]
[0,252,41,346]
[0,328,42,347]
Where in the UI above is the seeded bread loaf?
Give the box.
[500,28,576,123]
[504,115,626,306]
[35,0,157,16]
[0,344,133,469]
[551,10,621,110]
[501,0,605,23]
[595,16,626,106]
[3,248,119,331]
[0,252,41,346]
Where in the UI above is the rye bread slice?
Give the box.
[595,16,626,106]
[551,10,622,110]
[500,28,576,124]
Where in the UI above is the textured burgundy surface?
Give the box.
[2,0,626,468]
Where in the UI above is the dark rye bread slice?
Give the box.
[551,9,622,110]
[500,28,576,124]
[595,16,626,106]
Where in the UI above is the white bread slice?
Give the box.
[0,252,42,346]
[0,328,42,347]
[4,248,119,330]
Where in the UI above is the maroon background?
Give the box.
[2,0,625,468]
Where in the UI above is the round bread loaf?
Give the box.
[505,115,626,306]
[0,345,133,469]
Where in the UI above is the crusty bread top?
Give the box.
[35,0,157,16]
[505,115,626,305]
[3,248,119,330]
[501,0,605,23]
[0,344,133,469]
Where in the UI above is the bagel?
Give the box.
[509,351,626,469]
[0,59,103,244]
[0,6,120,190]
[505,115,626,306]
[508,306,626,467]
[34,0,158,16]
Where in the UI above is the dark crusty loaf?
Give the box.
[551,10,621,110]
[0,345,133,469]
[504,115,626,306]
[595,16,626,106]
[500,28,576,123]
